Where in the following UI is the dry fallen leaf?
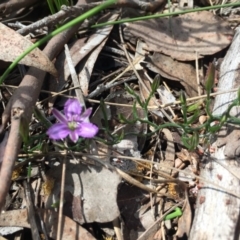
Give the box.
[44,160,121,224]
[0,209,95,240]
[77,13,119,95]
[0,23,57,77]
[48,13,118,107]
[56,13,118,93]
[125,11,233,61]
[145,52,198,97]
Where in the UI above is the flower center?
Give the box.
[68,121,78,130]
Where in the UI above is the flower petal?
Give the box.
[76,122,98,138]
[69,130,79,143]
[47,123,70,140]
[64,99,82,118]
[80,108,92,122]
[52,109,67,123]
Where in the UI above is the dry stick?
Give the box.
[15,0,166,36]
[75,153,240,199]
[107,55,144,85]
[23,180,41,240]
[64,44,86,108]
[119,26,151,97]
[56,149,67,240]
[1,84,239,109]
[161,219,166,240]
[115,168,159,194]
[0,0,39,14]
[0,108,22,211]
[90,87,240,108]
[62,0,166,18]
[0,11,83,211]
[112,217,123,240]
[17,7,78,36]
[149,135,161,220]
[17,150,240,198]
[3,7,34,24]
[195,51,201,96]
[88,74,135,98]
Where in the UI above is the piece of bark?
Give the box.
[189,27,240,239]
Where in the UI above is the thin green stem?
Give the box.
[91,2,240,28]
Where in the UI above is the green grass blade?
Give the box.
[91,2,240,28]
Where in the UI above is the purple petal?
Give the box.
[64,99,82,118]
[76,122,98,138]
[52,109,67,123]
[47,123,70,140]
[69,131,79,143]
[80,108,92,122]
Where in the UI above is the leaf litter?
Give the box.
[125,11,233,60]
[0,23,57,77]
[0,0,238,240]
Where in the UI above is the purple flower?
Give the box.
[47,99,98,143]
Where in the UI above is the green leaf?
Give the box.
[179,90,186,106]
[220,114,227,125]
[46,0,57,14]
[118,113,136,124]
[164,207,182,220]
[238,88,240,105]
[187,101,202,113]
[229,116,240,124]
[181,136,192,149]
[19,116,29,145]
[181,132,199,151]
[118,130,125,141]
[151,77,160,92]
[187,110,200,125]
[136,96,144,108]
[124,83,136,96]
[28,141,43,152]
[208,124,221,133]
[125,83,144,107]
[205,62,215,96]
[191,132,199,150]
[34,107,52,128]
[132,102,139,120]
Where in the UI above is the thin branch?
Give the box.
[0,0,38,15]
[56,149,67,240]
